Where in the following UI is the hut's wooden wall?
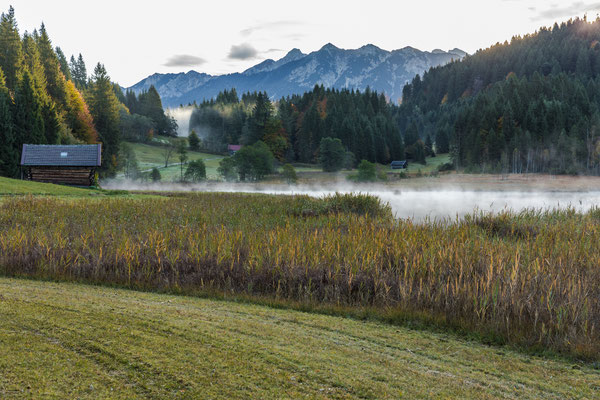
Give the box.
[25,167,95,186]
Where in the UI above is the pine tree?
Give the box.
[55,46,71,81]
[21,32,48,101]
[248,92,271,143]
[69,54,87,88]
[188,130,200,151]
[13,70,46,149]
[41,101,60,144]
[0,6,24,91]
[0,67,17,177]
[36,23,68,108]
[138,85,170,134]
[87,63,121,176]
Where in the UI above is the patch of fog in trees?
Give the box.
[101,180,600,221]
[166,107,194,137]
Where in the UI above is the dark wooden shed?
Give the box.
[391,160,408,169]
[20,144,102,186]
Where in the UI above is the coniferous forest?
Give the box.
[398,16,600,174]
[190,86,406,165]
[0,6,175,178]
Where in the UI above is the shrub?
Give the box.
[319,137,346,172]
[356,160,377,182]
[437,162,454,172]
[151,167,161,182]
[233,141,275,181]
[282,163,298,184]
[218,157,237,182]
[184,160,207,182]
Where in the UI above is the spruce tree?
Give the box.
[13,70,46,149]
[69,54,87,88]
[0,6,24,92]
[55,46,71,81]
[21,32,48,100]
[36,23,67,108]
[188,130,201,151]
[88,63,121,176]
[0,67,17,177]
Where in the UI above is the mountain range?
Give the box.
[127,44,467,108]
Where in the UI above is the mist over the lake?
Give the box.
[103,180,600,220]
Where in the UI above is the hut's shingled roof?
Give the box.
[21,144,102,167]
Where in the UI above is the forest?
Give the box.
[397,16,600,174]
[0,6,175,178]
[189,86,410,166]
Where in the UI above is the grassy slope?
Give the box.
[0,176,99,196]
[0,278,597,399]
[398,153,451,174]
[125,141,224,180]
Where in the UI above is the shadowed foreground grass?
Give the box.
[0,277,598,399]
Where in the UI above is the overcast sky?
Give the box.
[5,0,600,86]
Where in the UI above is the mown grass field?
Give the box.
[0,176,100,196]
[1,277,597,399]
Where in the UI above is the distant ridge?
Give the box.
[128,45,466,107]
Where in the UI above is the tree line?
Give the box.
[0,6,175,178]
[397,16,600,174]
[188,85,406,166]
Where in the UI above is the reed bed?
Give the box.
[0,193,598,359]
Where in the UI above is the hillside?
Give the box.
[128,44,466,106]
[398,17,600,175]
[1,277,597,399]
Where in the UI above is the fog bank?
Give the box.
[103,181,600,221]
[166,107,193,137]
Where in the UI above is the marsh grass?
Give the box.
[0,193,598,359]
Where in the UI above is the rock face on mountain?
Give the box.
[128,44,466,107]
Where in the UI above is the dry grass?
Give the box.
[0,193,599,359]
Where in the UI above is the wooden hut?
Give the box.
[20,144,102,186]
[227,144,242,156]
[390,160,408,169]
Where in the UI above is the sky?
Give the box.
[5,0,600,87]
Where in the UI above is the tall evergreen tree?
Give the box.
[36,23,67,108]
[21,32,47,99]
[0,67,17,177]
[0,6,23,91]
[69,53,87,88]
[55,46,71,81]
[87,63,121,176]
[12,70,46,149]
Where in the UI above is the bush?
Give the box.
[233,141,275,181]
[282,163,298,184]
[356,160,378,182]
[319,137,345,172]
[437,162,454,172]
[218,157,237,182]
[184,159,207,182]
[151,167,161,182]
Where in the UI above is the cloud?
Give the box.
[228,43,259,60]
[164,54,206,67]
[240,20,305,36]
[531,2,600,21]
